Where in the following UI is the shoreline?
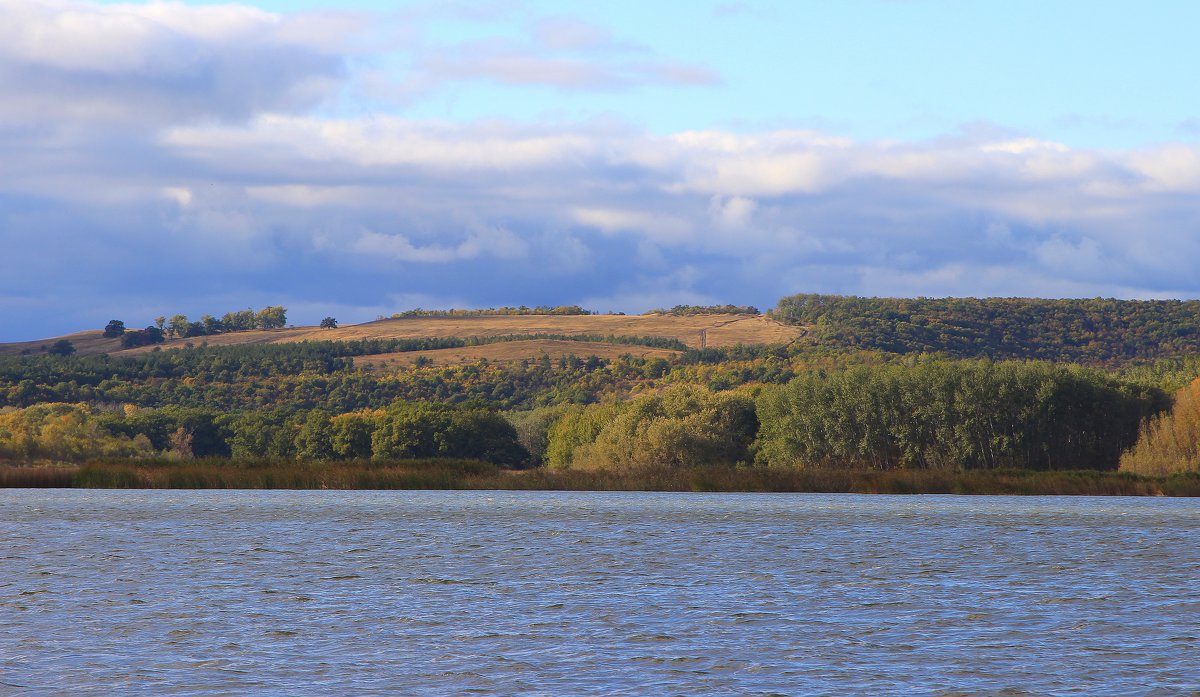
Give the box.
[3,460,1198,496]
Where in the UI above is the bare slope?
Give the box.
[0,330,122,357]
[0,314,803,359]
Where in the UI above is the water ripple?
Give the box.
[1,489,1198,695]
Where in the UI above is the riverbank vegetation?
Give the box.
[4,460,1199,496]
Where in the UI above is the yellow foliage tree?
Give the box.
[1120,378,1200,475]
[0,403,155,462]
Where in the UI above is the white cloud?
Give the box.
[164,116,603,171]
[351,226,527,263]
[162,187,193,207]
[979,137,1069,154]
[1127,145,1200,192]
[709,195,757,229]
[0,0,349,127]
[570,207,692,242]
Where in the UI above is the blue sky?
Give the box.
[3,0,1200,340]
[154,0,1200,147]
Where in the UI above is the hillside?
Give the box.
[3,298,1199,475]
[773,294,1200,365]
[12,296,1200,368]
[353,340,682,371]
[0,313,802,360]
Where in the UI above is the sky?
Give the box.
[2,0,1200,341]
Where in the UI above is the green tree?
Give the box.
[440,408,528,466]
[372,403,445,460]
[222,310,257,331]
[103,320,125,338]
[257,306,288,330]
[294,411,335,460]
[331,412,376,459]
[201,314,222,335]
[47,339,75,356]
[167,314,189,338]
[320,317,338,329]
[371,402,526,465]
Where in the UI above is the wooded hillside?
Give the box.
[773,294,1200,365]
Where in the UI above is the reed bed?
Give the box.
[3,460,1199,496]
[0,458,496,490]
[488,466,1200,496]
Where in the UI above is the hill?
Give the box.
[0,313,802,360]
[773,294,1200,365]
[3,298,1198,475]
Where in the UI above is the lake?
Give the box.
[2,490,1198,695]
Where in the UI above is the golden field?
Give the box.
[0,313,803,360]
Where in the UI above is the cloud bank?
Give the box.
[2,0,1199,340]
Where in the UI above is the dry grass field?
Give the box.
[0,330,123,357]
[0,313,804,360]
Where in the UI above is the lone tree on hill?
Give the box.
[47,339,75,356]
[103,320,125,337]
[320,317,338,329]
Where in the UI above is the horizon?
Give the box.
[10,293,1200,345]
[3,0,1200,342]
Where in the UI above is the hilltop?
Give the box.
[9,295,1200,368]
[0,312,802,361]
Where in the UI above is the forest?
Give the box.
[772,294,1200,364]
[2,294,1200,487]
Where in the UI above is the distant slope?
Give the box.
[0,330,123,358]
[0,314,802,359]
[772,294,1200,364]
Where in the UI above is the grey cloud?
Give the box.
[0,0,350,128]
[7,113,1200,339]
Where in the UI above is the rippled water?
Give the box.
[2,490,1199,695]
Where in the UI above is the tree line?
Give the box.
[530,361,1168,472]
[0,402,526,467]
[0,345,656,413]
[104,306,289,348]
[753,360,1166,471]
[387,306,592,319]
[645,304,760,316]
[0,352,1191,473]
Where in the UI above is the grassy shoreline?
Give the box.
[2,459,1199,496]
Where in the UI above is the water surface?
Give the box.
[2,490,1198,695]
